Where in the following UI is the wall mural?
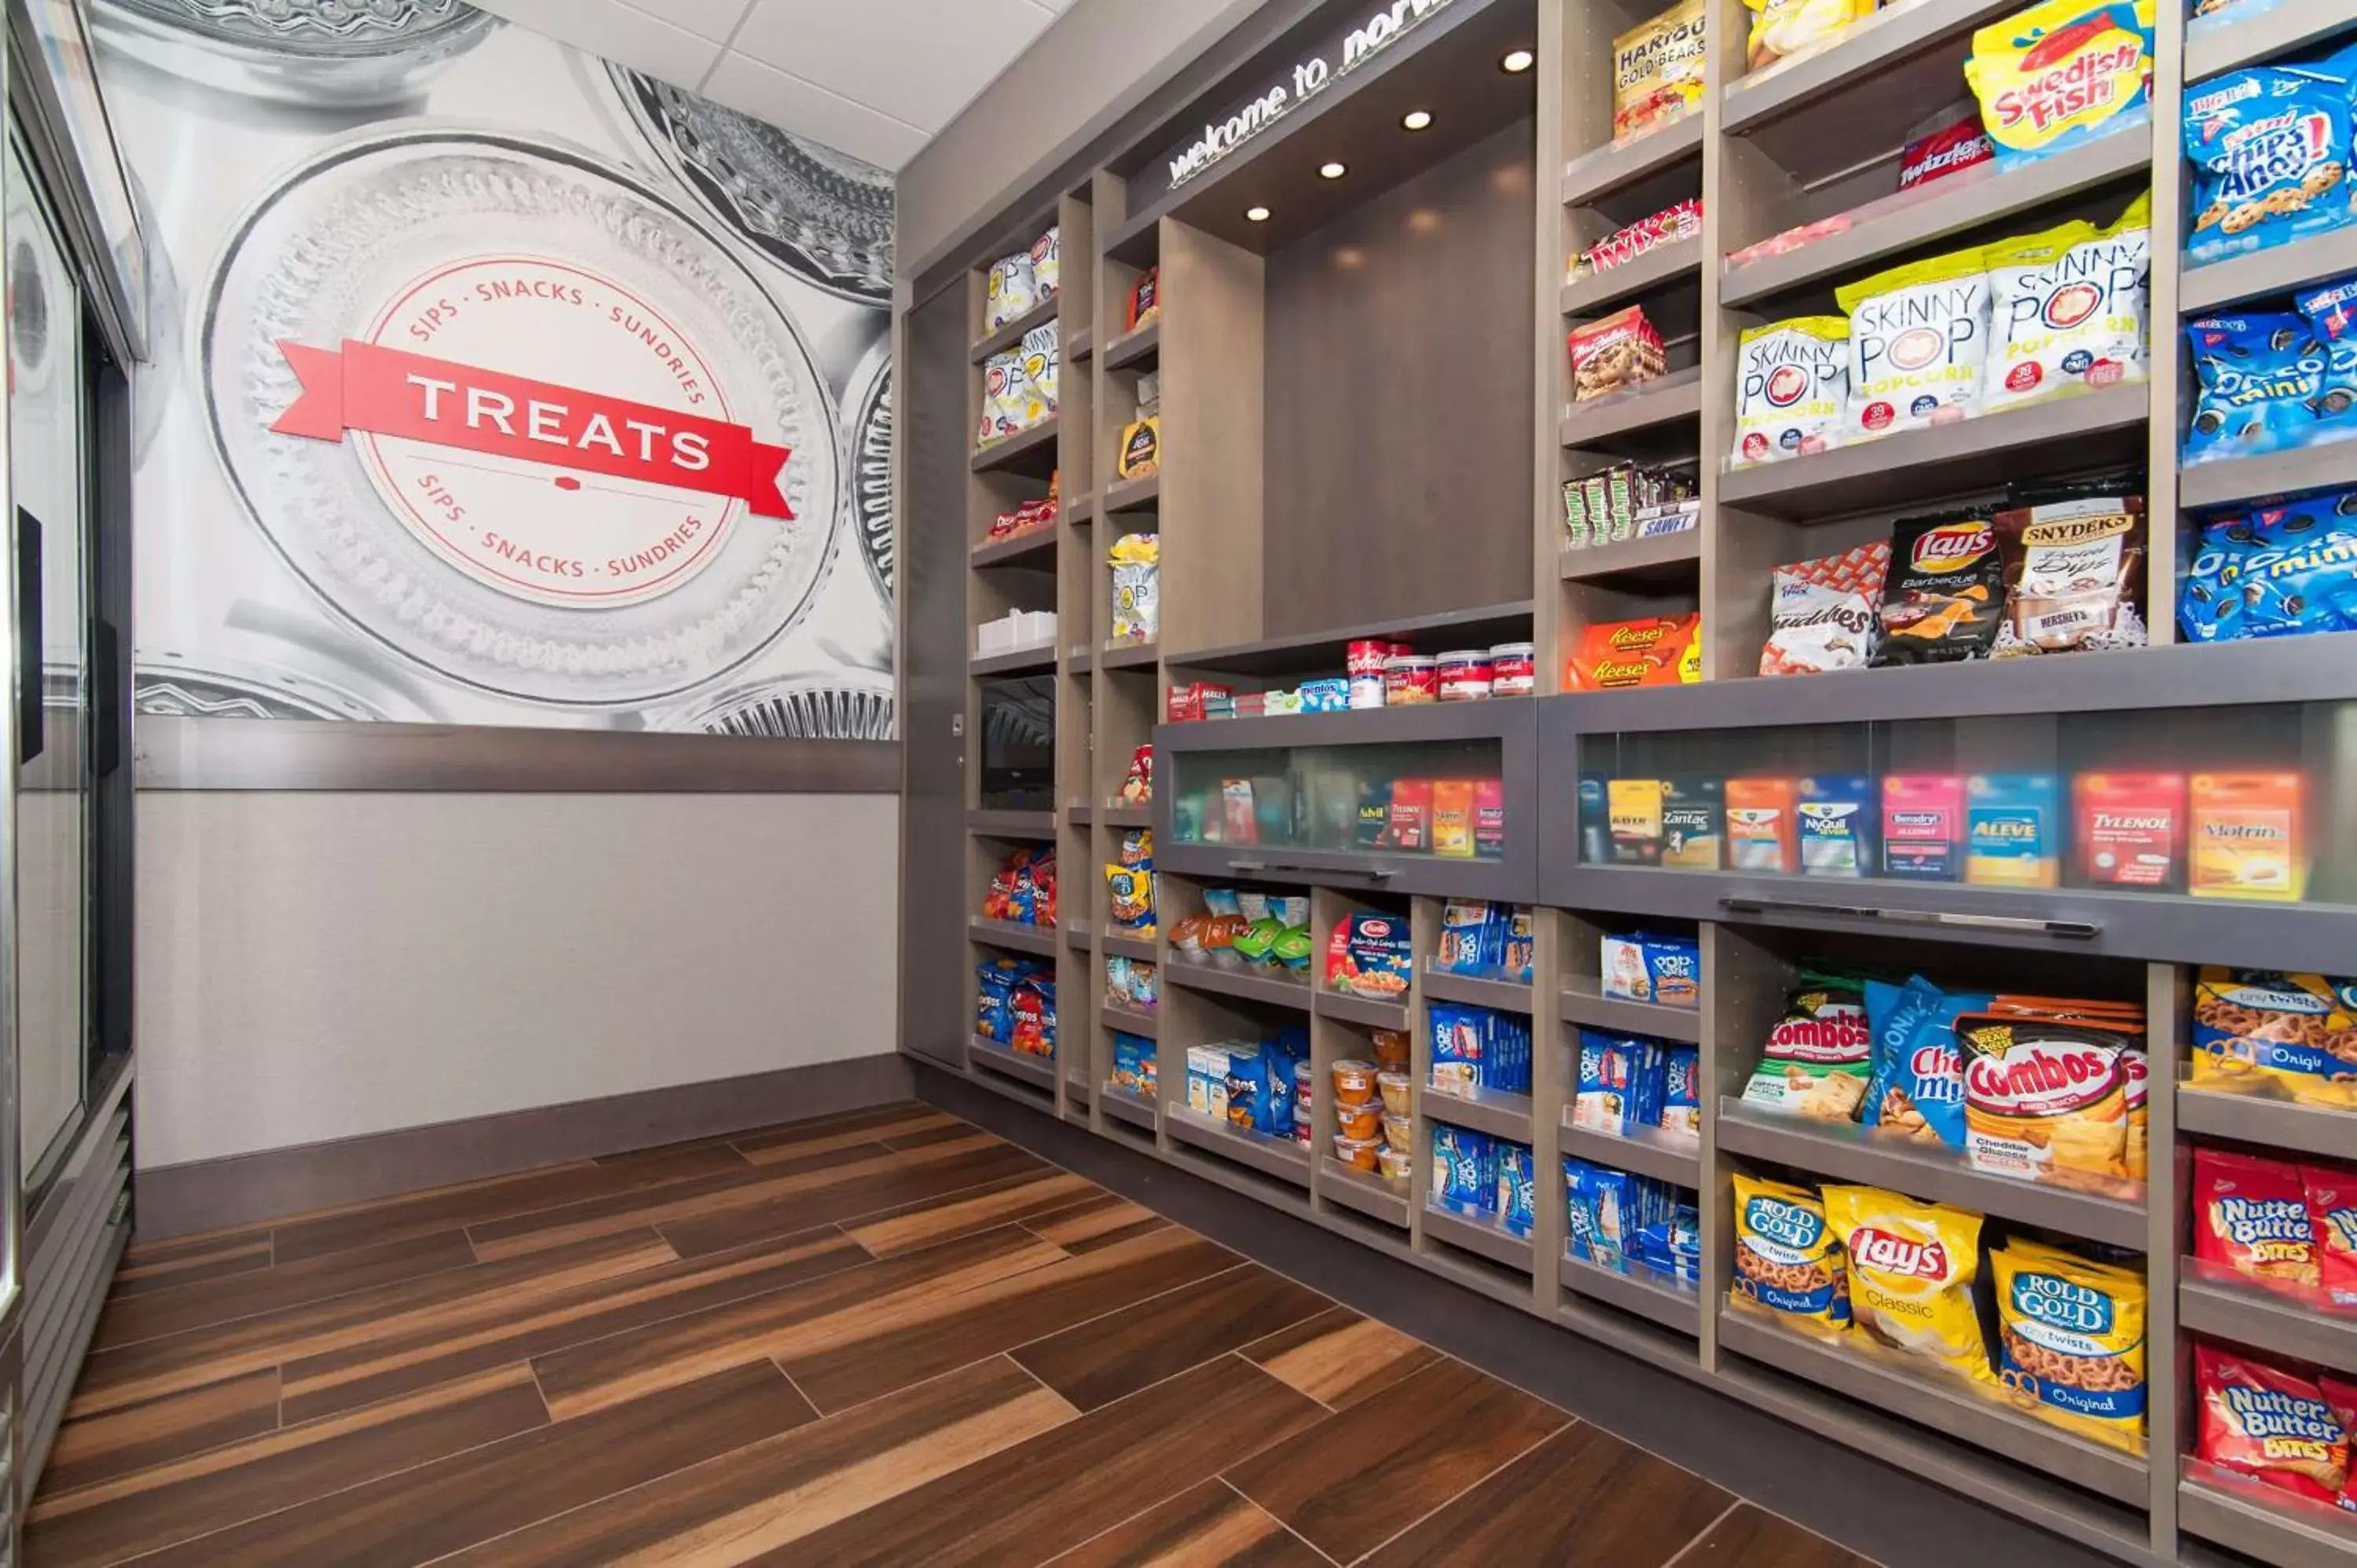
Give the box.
[88,0,895,736]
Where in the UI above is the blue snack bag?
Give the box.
[2185,67,2356,265]
[1432,1123,1496,1214]
[1497,1142,1536,1236]
[1435,901,1494,974]
[2238,493,2357,637]
[2179,516,2257,642]
[2186,313,2329,461]
[2297,277,2357,435]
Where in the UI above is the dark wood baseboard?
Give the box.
[137,1053,913,1239]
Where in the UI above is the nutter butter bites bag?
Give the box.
[1838,250,1991,439]
[1732,317,1849,465]
[1875,511,2003,663]
[1612,0,1706,143]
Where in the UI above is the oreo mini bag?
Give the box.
[2186,67,2355,265]
[2185,313,2327,461]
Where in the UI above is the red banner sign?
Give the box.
[270,339,794,518]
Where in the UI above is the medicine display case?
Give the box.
[901,0,2357,1562]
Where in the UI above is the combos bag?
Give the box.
[1875,511,2004,664]
[1994,1239,2146,1452]
[1730,1173,1851,1335]
[1838,250,1991,438]
[1984,193,2151,412]
[1742,0,1875,71]
[1824,1185,1993,1386]
[1959,1008,2142,1190]
[2197,1345,2351,1504]
[1741,976,1871,1121]
[2186,65,2355,265]
[1732,317,1849,465]
[1760,542,1888,675]
[2190,966,2357,1108]
[1966,0,2155,169]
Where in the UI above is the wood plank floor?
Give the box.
[31,1102,1879,1566]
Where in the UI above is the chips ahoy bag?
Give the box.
[2186,66,2356,265]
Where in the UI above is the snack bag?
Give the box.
[1965,0,2155,169]
[2197,1345,2349,1504]
[1742,0,1876,71]
[1017,321,1059,426]
[1742,977,1871,1120]
[1760,542,1887,674]
[2194,1145,2319,1288]
[1108,533,1160,644]
[2295,279,2357,437]
[1574,1031,1641,1133]
[2189,771,2304,901]
[1860,976,1987,1147]
[2185,313,2328,463]
[1118,745,1153,805]
[1435,901,1500,975]
[985,249,1037,330]
[2305,1165,2357,1306]
[1824,1185,1993,1384]
[1991,493,2147,654]
[2238,496,2357,639]
[1838,249,1991,439]
[1565,614,1703,688]
[2179,516,2256,643]
[2185,66,2355,266]
[1661,1046,1701,1137]
[1612,0,1706,142]
[1732,317,1849,465]
[1030,225,1061,299]
[976,350,1021,447]
[2072,772,2180,888]
[1959,1009,2141,1189]
[1105,864,1156,933]
[1498,1142,1538,1236]
[1126,266,1160,332]
[1882,774,1963,881]
[1875,511,2004,664]
[1994,1239,2146,1451]
[1900,101,1996,189]
[1431,1123,1497,1214]
[1966,772,2059,887]
[1730,1173,1851,1335]
[1116,414,1161,480]
[1983,194,2150,412]
[1568,305,1666,401]
[2190,966,2357,1108]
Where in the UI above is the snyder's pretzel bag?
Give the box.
[2186,65,2355,266]
[1983,194,2150,412]
[1875,511,2004,663]
[1995,1239,2146,1451]
[2197,1344,2351,1504]
[1959,1009,2141,1190]
[1731,1173,1850,1335]
[1568,306,1666,401]
[1966,0,2155,169]
[1742,0,1875,71]
[1991,494,2147,655]
[2190,965,2357,1108]
[1612,0,1706,143]
[1838,250,1991,439]
[2194,1145,2318,1288]
[1824,1185,1993,1384]
[1761,543,1888,674]
[1732,317,1849,466]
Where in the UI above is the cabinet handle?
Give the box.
[1720,896,2096,940]
[1230,858,1395,881]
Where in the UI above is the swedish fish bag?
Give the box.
[1965,0,2155,169]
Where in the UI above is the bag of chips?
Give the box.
[1874,511,2004,663]
[1730,1172,1850,1336]
[1127,266,1160,332]
[985,248,1037,330]
[1732,317,1849,466]
[1743,976,1871,1121]
[1838,248,1992,439]
[1959,1008,2142,1190]
[2296,278,2357,434]
[2237,495,2357,638]
[1984,194,2150,412]
[2194,1145,2318,1288]
[1993,1238,2146,1452]
[2186,313,2330,463]
[1030,225,1061,299]
[2186,65,2355,266]
[1108,533,1160,644]
[1966,0,2155,170]
[1860,976,1988,1147]
[2190,966,2357,1108]
[1991,493,2147,655]
[1742,0,1877,70]
[1016,321,1059,427]
[1565,615,1702,689]
[2307,1165,2357,1306]
[1760,542,1888,674]
[1824,1185,1993,1384]
[2197,1344,2350,1503]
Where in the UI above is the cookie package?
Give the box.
[2186,63,2355,266]
[1568,305,1667,402]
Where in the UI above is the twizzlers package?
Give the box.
[1900,101,1996,190]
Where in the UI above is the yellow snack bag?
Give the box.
[1730,1173,1850,1338]
[1612,0,1707,143]
[2190,967,2357,1109]
[1992,1238,2146,1452]
[1743,0,1878,71]
[1964,0,2155,168]
[1824,1186,1993,1387]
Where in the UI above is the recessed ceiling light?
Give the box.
[1402,109,1433,130]
[1501,48,1534,71]
[1319,161,1347,179]
[1244,204,1271,222]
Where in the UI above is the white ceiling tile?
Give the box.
[701,51,930,170]
[469,0,722,92]
[610,0,754,42]
[732,0,1050,132]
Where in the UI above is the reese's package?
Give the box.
[1564,614,1702,689]
[1874,511,2003,663]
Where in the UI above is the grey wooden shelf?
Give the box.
[1423,1204,1535,1272]
[2177,1086,2357,1162]
[1720,0,2025,134]
[1100,1005,1157,1039]
[969,295,1058,362]
[1102,474,1160,513]
[2187,0,2357,83]
[1102,803,1152,827]
[1314,988,1409,1030]
[1716,1100,2146,1249]
[1102,932,1156,962]
[1065,492,1095,527]
[1100,640,1158,670]
[2181,1471,2357,1567]
[967,917,1058,958]
[966,809,1054,837]
[968,644,1057,677]
[1067,802,1094,826]
[2179,1271,2357,1372]
[1067,645,1093,672]
[1068,324,1094,362]
[1720,127,2150,307]
[1167,1108,1311,1185]
[1560,236,1701,317]
[1559,367,1702,447]
[970,416,1059,475]
[1421,966,1533,1013]
[968,528,1056,570]
[1166,599,1534,678]
[1560,1252,1700,1337]
[1560,1119,1702,1188]
[1559,978,1700,1043]
[1066,921,1094,952]
[2179,440,2357,513]
[1104,320,1160,372]
[1556,526,1700,587]
[2182,227,2357,315]
[1321,1158,1409,1229]
[1716,1312,2148,1505]
[969,1035,1056,1091]
[1164,962,1311,1010]
[1717,381,2148,518]
[1156,839,1534,903]
[1560,116,1703,208]
[1424,1085,1534,1142]
[1100,1083,1158,1130]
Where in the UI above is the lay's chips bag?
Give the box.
[1824,1185,1994,1387]
[1965,0,2154,169]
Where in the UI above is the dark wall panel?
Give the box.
[1262,119,1536,637]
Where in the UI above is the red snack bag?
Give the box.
[2306,1165,2357,1307]
[1325,918,1353,991]
[1389,779,1434,852]
[2321,1376,2357,1513]
[1567,305,1666,402]
[1899,102,1995,191]
[2195,1146,2319,1288]
[2198,1343,2350,1505]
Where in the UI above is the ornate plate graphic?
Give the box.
[203,129,840,708]
[93,0,498,109]
[132,650,397,721]
[841,337,893,608]
[667,669,894,739]
[607,65,893,303]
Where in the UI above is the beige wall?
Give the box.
[896,0,1276,277]
[134,791,899,1170]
